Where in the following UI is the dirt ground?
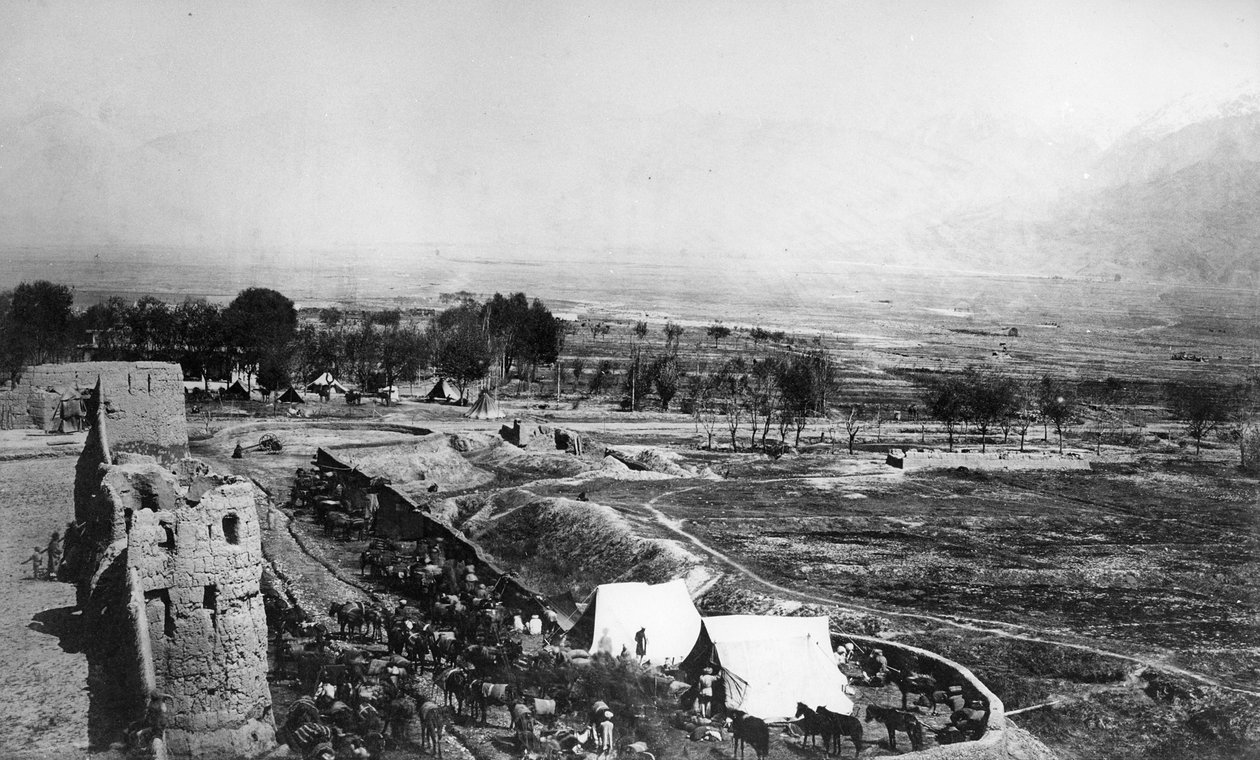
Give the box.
[0,457,89,758]
[3,401,1257,760]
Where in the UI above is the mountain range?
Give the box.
[1,86,1257,287]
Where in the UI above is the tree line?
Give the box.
[3,279,1252,458]
[0,281,564,404]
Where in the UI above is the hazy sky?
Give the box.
[1,0,1256,257]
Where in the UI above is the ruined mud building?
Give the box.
[58,362,275,759]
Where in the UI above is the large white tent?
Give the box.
[701,615,853,721]
[307,372,349,394]
[583,580,701,665]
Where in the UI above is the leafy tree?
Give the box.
[650,354,682,411]
[960,366,1017,452]
[588,360,613,395]
[777,355,817,446]
[1039,376,1077,453]
[663,322,684,353]
[707,322,732,347]
[747,356,783,448]
[1166,382,1238,454]
[223,288,297,386]
[77,296,134,361]
[369,308,402,327]
[173,299,225,384]
[344,322,382,391]
[688,372,720,448]
[633,321,648,341]
[6,280,76,367]
[924,374,967,451]
[378,324,427,404]
[433,314,490,404]
[127,296,174,360]
[749,327,770,347]
[570,357,586,393]
[0,290,20,383]
[720,358,748,450]
[318,307,344,327]
[1010,380,1040,452]
[622,346,647,411]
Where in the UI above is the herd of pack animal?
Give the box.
[274,469,991,759]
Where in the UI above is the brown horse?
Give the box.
[815,704,864,758]
[328,601,365,638]
[420,699,452,758]
[865,705,924,752]
[728,711,770,760]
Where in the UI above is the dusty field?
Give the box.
[0,457,89,758]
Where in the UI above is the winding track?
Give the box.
[641,485,1260,699]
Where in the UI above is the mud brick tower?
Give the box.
[63,366,275,759]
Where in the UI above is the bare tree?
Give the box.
[843,406,864,454]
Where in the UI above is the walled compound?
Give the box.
[1,361,187,465]
[61,364,275,759]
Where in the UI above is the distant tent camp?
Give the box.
[683,615,853,721]
[307,372,349,395]
[570,580,702,665]
[464,389,505,420]
[220,380,251,401]
[277,386,305,403]
[425,378,462,403]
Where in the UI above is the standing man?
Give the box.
[697,667,718,718]
[634,627,648,663]
[45,531,62,579]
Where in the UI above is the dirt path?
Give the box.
[642,485,1260,700]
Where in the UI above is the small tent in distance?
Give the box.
[222,380,252,401]
[306,372,349,395]
[571,579,702,665]
[425,377,463,404]
[684,615,853,721]
[464,389,505,420]
[277,386,305,404]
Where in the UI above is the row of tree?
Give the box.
[0,282,565,404]
[921,367,1253,454]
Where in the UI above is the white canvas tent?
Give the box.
[701,615,852,721]
[583,580,701,664]
[307,372,349,394]
[464,389,505,420]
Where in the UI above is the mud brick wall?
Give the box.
[22,361,188,462]
[888,448,1091,472]
[0,388,28,428]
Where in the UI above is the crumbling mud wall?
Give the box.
[22,362,187,463]
[887,448,1090,472]
[65,383,274,759]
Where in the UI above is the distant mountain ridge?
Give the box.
[921,85,1260,287]
[1,87,1257,287]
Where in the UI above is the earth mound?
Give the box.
[464,492,700,597]
[337,436,493,492]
